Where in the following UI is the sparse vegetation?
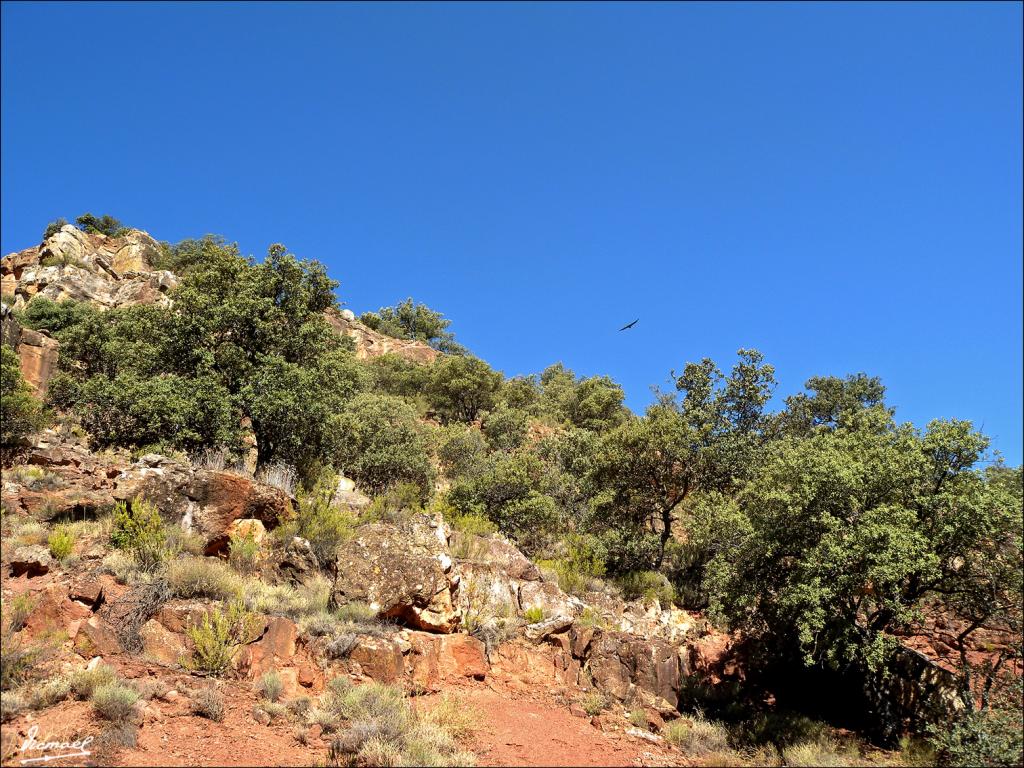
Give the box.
[91,681,140,721]
[47,524,75,559]
[168,556,243,600]
[662,713,731,757]
[183,601,263,675]
[191,687,226,722]
[257,670,284,703]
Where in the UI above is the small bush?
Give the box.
[523,606,545,624]
[228,528,261,574]
[23,674,72,710]
[75,212,125,238]
[448,511,497,538]
[167,556,242,600]
[95,722,139,751]
[42,218,68,240]
[110,497,167,571]
[629,708,648,728]
[294,478,357,565]
[91,681,140,722]
[1,691,24,722]
[663,713,731,756]
[99,550,142,584]
[48,525,75,560]
[69,664,118,700]
[421,694,478,740]
[579,691,610,717]
[191,688,225,722]
[257,670,284,703]
[244,575,331,619]
[615,570,676,606]
[183,601,263,676]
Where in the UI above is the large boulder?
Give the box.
[114,458,292,553]
[331,515,461,633]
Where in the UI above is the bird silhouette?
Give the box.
[619,318,639,331]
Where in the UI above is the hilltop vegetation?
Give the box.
[2,217,1021,765]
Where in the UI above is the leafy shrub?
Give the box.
[257,670,284,703]
[448,511,497,538]
[48,525,75,560]
[183,601,263,676]
[363,482,424,525]
[427,355,503,423]
[293,475,357,565]
[91,681,140,722]
[523,606,544,624]
[110,497,166,571]
[420,694,478,740]
[615,570,675,606]
[75,213,126,237]
[42,218,68,240]
[359,298,464,354]
[190,688,225,722]
[481,405,529,452]
[1,345,45,454]
[333,393,434,496]
[579,691,610,716]
[167,556,242,600]
[930,706,1024,768]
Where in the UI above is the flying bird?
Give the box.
[619,318,639,331]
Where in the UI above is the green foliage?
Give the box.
[616,569,676,605]
[435,425,489,480]
[257,670,284,703]
[427,355,503,423]
[42,218,68,240]
[367,353,431,400]
[183,601,262,676]
[47,525,75,560]
[110,497,167,571]
[537,363,629,432]
[930,700,1024,767]
[75,213,126,237]
[91,681,139,722]
[69,664,118,700]
[360,298,465,354]
[481,404,529,452]
[523,606,544,623]
[705,409,1023,676]
[1,344,45,452]
[167,556,242,600]
[293,473,358,565]
[537,534,607,596]
[228,528,261,574]
[333,393,434,496]
[579,690,610,716]
[16,297,96,335]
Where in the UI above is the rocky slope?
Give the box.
[0,226,436,398]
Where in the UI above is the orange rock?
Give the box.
[140,619,187,666]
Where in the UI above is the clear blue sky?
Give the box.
[3,2,1021,463]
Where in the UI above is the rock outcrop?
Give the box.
[0,304,60,397]
[331,515,461,632]
[1,226,177,312]
[324,308,438,364]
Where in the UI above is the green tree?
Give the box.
[481,404,529,452]
[42,218,67,240]
[332,393,434,496]
[427,355,503,423]
[537,363,628,432]
[360,298,466,354]
[590,350,776,570]
[705,409,1023,701]
[75,213,126,237]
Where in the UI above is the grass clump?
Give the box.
[662,712,731,757]
[257,670,284,703]
[183,601,263,676]
[47,525,75,559]
[523,606,545,624]
[579,691,610,717]
[22,674,72,710]
[69,664,118,699]
[228,528,261,574]
[91,681,140,722]
[191,688,225,722]
[167,556,242,600]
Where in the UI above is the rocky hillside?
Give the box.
[2,220,1020,768]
